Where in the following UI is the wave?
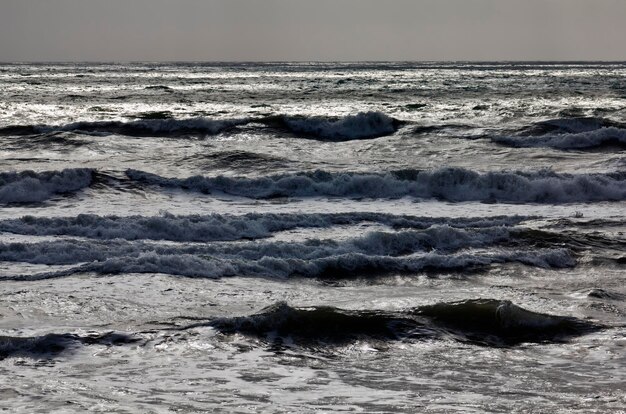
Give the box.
[522,117,625,135]
[144,85,173,91]
[494,127,626,150]
[0,118,249,138]
[0,111,401,141]
[0,226,513,265]
[49,248,576,280]
[0,300,602,359]
[414,299,603,345]
[494,117,626,150]
[0,332,137,360]
[269,111,401,141]
[207,300,602,346]
[513,228,626,252]
[0,212,529,242]
[587,288,626,300]
[2,232,574,280]
[0,168,94,204]
[125,167,626,203]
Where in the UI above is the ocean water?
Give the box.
[0,62,624,413]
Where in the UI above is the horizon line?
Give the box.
[2,59,626,65]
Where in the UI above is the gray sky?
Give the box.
[1,0,625,62]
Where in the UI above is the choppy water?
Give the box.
[0,62,625,413]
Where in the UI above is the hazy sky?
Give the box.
[1,0,626,62]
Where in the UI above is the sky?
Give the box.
[1,0,626,62]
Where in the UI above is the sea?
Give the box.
[0,62,624,413]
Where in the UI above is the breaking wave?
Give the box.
[0,168,94,204]
[125,167,626,203]
[52,248,575,280]
[0,225,513,263]
[208,299,602,346]
[1,230,575,280]
[0,212,529,242]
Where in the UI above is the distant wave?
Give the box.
[0,213,529,242]
[208,299,602,346]
[0,168,93,204]
[125,167,626,203]
[0,111,401,141]
[495,117,626,150]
